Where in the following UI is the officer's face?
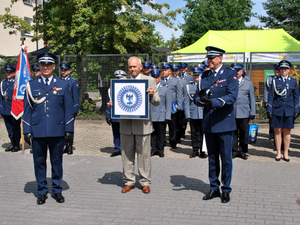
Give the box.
[280,68,290,77]
[172,69,180,77]
[236,69,243,79]
[142,67,152,75]
[154,76,161,84]
[61,69,71,78]
[274,69,280,77]
[6,71,15,80]
[180,67,187,73]
[207,56,223,70]
[39,63,56,78]
[162,68,171,78]
[128,58,142,78]
[193,74,200,83]
[33,70,42,78]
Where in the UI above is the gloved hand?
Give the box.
[267,112,272,119]
[294,113,299,120]
[73,113,77,118]
[249,115,255,120]
[64,132,73,145]
[176,108,182,112]
[186,118,191,123]
[196,99,212,108]
[264,102,268,109]
[199,89,207,99]
[106,118,111,126]
[166,119,171,124]
[24,133,32,145]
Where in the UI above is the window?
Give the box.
[24,17,33,36]
[24,0,32,5]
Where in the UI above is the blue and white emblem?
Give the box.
[117,85,142,112]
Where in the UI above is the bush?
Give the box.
[257,104,267,119]
[78,99,99,117]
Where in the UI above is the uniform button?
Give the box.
[46,93,48,96]
[47,115,49,117]
[284,102,285,103]
[211,86,213,88]
[47,107,49,109]
[229,114,231,116]
[47,100,49,102]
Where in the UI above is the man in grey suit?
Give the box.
[107,57,160,194]
[231,63,256,160]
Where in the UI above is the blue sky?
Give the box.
[144,0,268,41]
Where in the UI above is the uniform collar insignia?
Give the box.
[220,70,224,75]
[54,78,57,83]
[38,78,42,83]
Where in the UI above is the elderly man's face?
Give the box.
[207,55,223,70]
[128,58,142,78]
[39,63,56,78]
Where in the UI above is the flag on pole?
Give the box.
[11,45,32,120]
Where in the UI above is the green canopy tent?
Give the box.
[173,29,300,53]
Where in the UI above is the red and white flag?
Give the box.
[11,45,32,120]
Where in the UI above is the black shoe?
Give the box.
[158,152,164,157]
[68,147,73,155]
[203,190,220,200]
[240,152,248,160]
[171,145,177,149]
[282,157,290,162]
[63,145,68,154]
[30,149,33,154]
[37,194,48,205]
[5,139,14,152]
[151,151,158,157]
[52,193,65,203]
[190,152,199,158]
[110,152,121,157]
[269,134,274,140]
[199,152,207,158]
[221,192,230,203]
[11,146,19,152]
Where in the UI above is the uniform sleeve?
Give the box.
[176,79,183,110]
[267,80,274,113]
[72,79,80,113]
[64,82,74,133]
[0,81,3,113]
[293,79,300,113]
[263,79,269,103]
[184,84,190,119]
[165,88,172,121]
[249,82,256,116]
[149,77,160,106]
[105,92,111,119]
[211,70,238,108]
[23,84,32,134]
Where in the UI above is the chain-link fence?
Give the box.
[63,54,149,116]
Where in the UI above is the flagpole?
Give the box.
[21,116,24,154]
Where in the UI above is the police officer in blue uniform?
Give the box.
[142,61,152,76]
[179,62,194,83]
[184,66,207,158]
[60,62,79,155]
[106,70,127,157]
[194,46,238,203]
[150,69,172,157]
[23,52,74,205]
[31,63,41,78]
[267,60,299,162]
[160,62,183,148]
[0,65,21,152]
[231,63,256,160]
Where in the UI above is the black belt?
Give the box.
[4,97,12,101]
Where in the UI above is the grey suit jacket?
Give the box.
[120,74,160,135]
[234,77,256,119]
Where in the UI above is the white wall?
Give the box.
[0,0,44,56]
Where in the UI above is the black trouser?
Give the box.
[151,122,166,153]
[190,119,203,152]
[232,118,249,153]
[176,110,187,141]
[168,113,178,146]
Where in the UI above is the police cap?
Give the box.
[31,64,40,72]
[231,63,244,70]
[171,64,180,71]
[161,62,172,69]
[151,65,160,70]
[37,52,56,64]
[142,61,152,69]
[114,70,127,78]
[5,65,16,73]
[279,60,292,69]
[192,66,203,75]
[179,62,188,68]
[202,60,209,67]
[206,46,225,58]
[151,69,161,77]
[273,64,280,70]
[59,62,71,70]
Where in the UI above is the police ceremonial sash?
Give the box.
[25,82,46,107]
[272,79,286,97]
[0,81,4,97]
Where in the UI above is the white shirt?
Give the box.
[41,75,53,85]
[130,73,141,79]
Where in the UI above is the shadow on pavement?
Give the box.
[24,178,70,197]
[170,175,209,194]
[100,147,114,154]
[98,171,124,188]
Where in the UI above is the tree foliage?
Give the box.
[259,0,300,40]
[0,0,181,55]
[179,0,255,48]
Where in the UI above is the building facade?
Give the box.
[0,0,44,56]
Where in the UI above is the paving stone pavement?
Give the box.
[0,119,300,224]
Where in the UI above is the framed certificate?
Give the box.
[111,79,149,119]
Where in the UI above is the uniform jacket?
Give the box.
[160,76,183,111]
[234,77,256,119]
[264,75,275,103]
[23,76,74,137]
[151,83,172,122]
[194,65,238,133]
[267,76,299,117]
[106,88,120,123]
[184,81,203,120]
[63,76,79,113]
[120,74,160,135]
[0,78,15,116]
[179,72,194,84]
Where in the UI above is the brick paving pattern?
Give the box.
[0,119,299,224]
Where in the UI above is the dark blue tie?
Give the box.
[45,78,49,87]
